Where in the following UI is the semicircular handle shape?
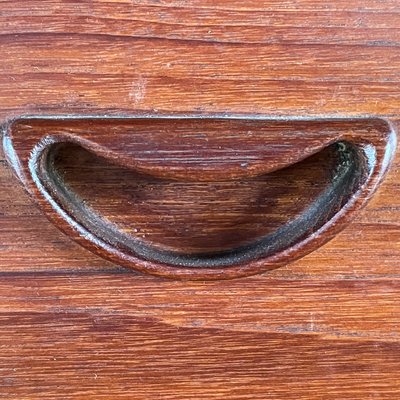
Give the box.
[3,116,397,280]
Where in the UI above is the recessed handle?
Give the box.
[3,116,396,280]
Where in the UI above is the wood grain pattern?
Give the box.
[0,0,400,398]
[5,117,395,278]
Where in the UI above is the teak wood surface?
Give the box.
[1,0,400,398]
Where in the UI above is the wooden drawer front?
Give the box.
[0,1,400,399]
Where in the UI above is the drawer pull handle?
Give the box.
[4,116,396,280]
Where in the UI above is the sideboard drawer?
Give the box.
[1,1,400,399]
